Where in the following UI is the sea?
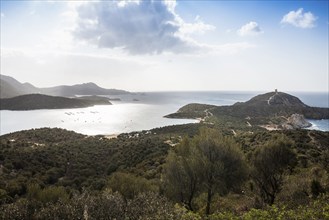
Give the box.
[0,91,328,135]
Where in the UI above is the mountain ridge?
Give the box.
[0,75,40,98]
[0,75,129,98]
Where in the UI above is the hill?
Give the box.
[240,91,307,107]
[41,82,129,97]
[0,74,129,98]
[164,103,216,119]
[166,91,329,130]
[0,94,112,110]
[0,75,40,98]
[0,126,328,219]
[214,91,328,119]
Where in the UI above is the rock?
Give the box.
[282,114,312,129]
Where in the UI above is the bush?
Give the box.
[27,184,69,204]
[311,180,325,198]
[107,172,157,200]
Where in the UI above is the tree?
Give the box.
[164,128,248,215]
[163,137,202,211]
[195,128,248,215]
[251,135,296,205]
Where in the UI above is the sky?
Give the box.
[0,0,328,92]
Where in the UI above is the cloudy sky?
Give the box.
[1,0,328,92]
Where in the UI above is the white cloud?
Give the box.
[73,0,214,55]
[178,15,215,35]
[237,21,263,36]
[281,8,317,28]
[1,12,4,17]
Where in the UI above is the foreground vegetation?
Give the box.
[1,191,328,219]
[0,125,328,219]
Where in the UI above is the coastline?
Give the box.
[1,91,328,135]
[306,119,329,132]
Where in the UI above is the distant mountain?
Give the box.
[41,82,129,97]
[0,75,40,98]
[0,74,129,98]
[0,94,112,110]
[166,91,329,130]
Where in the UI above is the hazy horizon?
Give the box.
[2,73,329,93]
[1,1,328,92]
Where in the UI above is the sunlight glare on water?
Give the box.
[0,103,197,135]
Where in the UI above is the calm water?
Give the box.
[1,91,328,135]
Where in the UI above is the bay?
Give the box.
[0,103,197,135]
[1,91,328,135]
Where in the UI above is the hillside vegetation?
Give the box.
[166,91,329,132]
[0,94,112,110]
[0,125,328,219]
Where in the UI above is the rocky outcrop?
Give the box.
[282,114,312,129]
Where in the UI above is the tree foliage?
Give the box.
[251,135,297,205]
[107,172,157,200]
[196,128,248,215]
[164,128,248,215]
[0,127,328,218]
[163,137,202,211]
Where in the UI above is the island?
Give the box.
[0,94,112,110]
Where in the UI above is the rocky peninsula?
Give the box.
[165,91,329,131]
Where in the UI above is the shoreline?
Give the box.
[306,119,329,132]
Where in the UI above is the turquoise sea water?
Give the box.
[1,91,328,135]
[307,119,329,132]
